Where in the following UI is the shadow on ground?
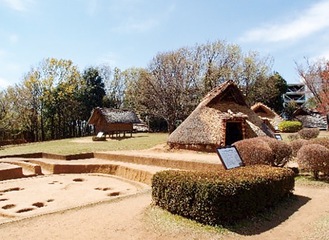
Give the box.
[225,194,311,236]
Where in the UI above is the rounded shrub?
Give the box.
[278,121,302,133]
[297,144,329,179]
[298,128,320,140]
[308,137,329,149]
[289,139,308,157]
[257,136,292,167]
[233,138,273,166]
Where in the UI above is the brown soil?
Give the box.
[0,147,328,239]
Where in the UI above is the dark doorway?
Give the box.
[225,122,243,145]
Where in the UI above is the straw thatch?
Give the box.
[251,102,283,131]
[167,80,274,152]
[87,108,141,136]
[293,107,328,130]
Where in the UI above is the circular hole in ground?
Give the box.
[107,192,120,197]
[32,202,45,208]
[2,204,16,210]
[73,178,84,182]
[16,208,35,213]
[3,187,23,192]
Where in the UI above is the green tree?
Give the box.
[81,67,106,119]
[25,58,83,140]
[248,72,287,113]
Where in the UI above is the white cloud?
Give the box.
[240,0,329,43]
[1,0,35,12]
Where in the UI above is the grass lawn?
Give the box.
[0,133,169,156]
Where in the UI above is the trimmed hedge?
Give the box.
[257,137,292,167]
[152,166,295,226]
[233,138,273,166]
[289,139,308,157]
[233,137,292,167]
[298,128,320,140]
[308,137,329,149]
[278,121,302,133]
[297,144,329,179]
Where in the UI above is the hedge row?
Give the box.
[152,165,295,226]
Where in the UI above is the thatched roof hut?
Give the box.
[251,102,283,131]
[293,107,328,130]
[87,108,141,137]
[167,80,274,152]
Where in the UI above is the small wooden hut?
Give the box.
[87,108,141,137]
[167,80,274,152]
[251,102,283,132]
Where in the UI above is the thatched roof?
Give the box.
[88,108,141,125]
[168,80,273,149]
[293,107,328,130]
[251,102,283,129]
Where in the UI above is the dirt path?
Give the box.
[0,183,328,240]
[227,185,329,240]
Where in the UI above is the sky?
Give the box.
[1,0,329,90]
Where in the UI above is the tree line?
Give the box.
[1,40,290,142]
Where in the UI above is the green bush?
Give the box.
[297,144,329,179]
[298,128,320,140]
[289,139,308,157]
[152,166,295,226]
[278,121,302,133]
[233,138,273,166]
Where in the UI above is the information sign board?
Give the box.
[216,146,244,170]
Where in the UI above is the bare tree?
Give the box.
[296,58,329,116]
[136,48,201,133]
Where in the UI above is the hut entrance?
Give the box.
[225,122,243,145]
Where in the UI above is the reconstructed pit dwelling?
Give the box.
[168,80,274,151]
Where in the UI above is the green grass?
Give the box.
[0,133,168,156]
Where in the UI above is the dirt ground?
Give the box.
[0,147,328,240]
